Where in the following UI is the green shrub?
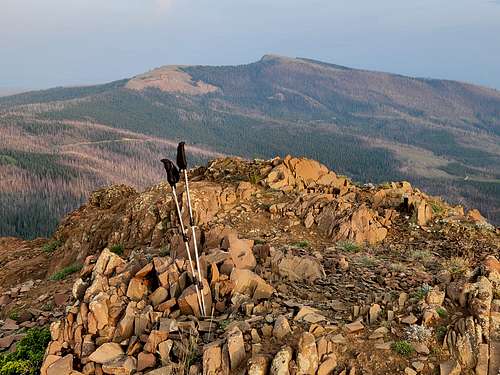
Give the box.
[49,263,82,281]
[109,244,124,256]
[413,284,431,300]
[42,239,62,253]
[248,173,262,185]
[436,326,448,342]
[337,241,361,253]
[8,310,19,321]
[291,240,309,249]
[0,327,51,375]
[391,340,414,356]
[436,307,448,319]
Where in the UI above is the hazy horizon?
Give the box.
[1,0,500,90]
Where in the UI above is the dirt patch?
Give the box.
[126,65,219,95]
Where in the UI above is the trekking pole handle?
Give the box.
[177,142,188,170]
[160,159,180,187]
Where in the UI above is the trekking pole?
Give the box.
[160,158,204,316]
[176,142,207,317]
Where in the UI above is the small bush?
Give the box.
[8,310,19,321]
[248,173,262,185]
[391,340,414,356]
[413,284,431,300]
[444,257,470,276]
[436,326,447,342]
[109,244,124,256]
[429,201,444,214]
[359,256,377,267]
[159,245,170,257]
[436,307,448,319]
[49,263,82,281]
[0,327,51,375]
[291,240,309,249]
[338,241,361,253]
[410,250,433,261]
[254,239,266,245]
[42,239,62,253]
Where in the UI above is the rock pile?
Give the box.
[441,256,500,374]
[41,228,278,375]
[3,154,498,375]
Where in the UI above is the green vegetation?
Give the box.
[49,263,82,281]
[0,327,51,375]
[43,239,62,253]
[429,201,444,214]
[391,340,414,356]
[337,241,361,253]
[291,240,310,249]
[444,257,470,277]
[436,307,448,319]
[159,245,171,257]
[0,155,18,166]
[8,310,19,321]
[109,244,124,256]
[413,285,431,301]
[436,326,448,342]
[410,250,433,262]
[359,256,377,267]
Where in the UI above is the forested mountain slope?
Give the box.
[1,55,499,237]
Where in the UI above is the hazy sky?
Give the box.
[1,0,500,90]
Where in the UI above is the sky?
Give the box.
[1,0,500,90]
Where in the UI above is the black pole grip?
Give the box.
[176,142,188,170]
[160,158,180,186]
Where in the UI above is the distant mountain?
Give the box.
[1,54,499,237]
[0,88,29,97]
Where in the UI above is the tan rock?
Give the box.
[137,352,156,371]
[426,287,445,306]
[295,306,325,323]
[345,321,364,333]
[47,354,73,375]
[270,346,293,375]
[101,356,136,375]
[274,253,324,283]
[369,303,381,324]
[416,200,433,226]
[401,314,418,324]
[296,332,319,374]
[89,293,109,330]
[230,269,274,300]
[439,359,461,375]
[203,343,223,375]
[273,316,292,340]
[248,354,269,375]
[227,327,246,370]
[41,355,62,375]
[144,330,169,353]
[149,287,169,307]
[225,232,256,270]
[88,343,124,364]
[178,278,212,317]
[126,278,148,301]
[158,340,173,363]
[317,354,337,375]
[135,262,154,278]
[72,278,88,301]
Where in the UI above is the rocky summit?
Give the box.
[0,155,499,375]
